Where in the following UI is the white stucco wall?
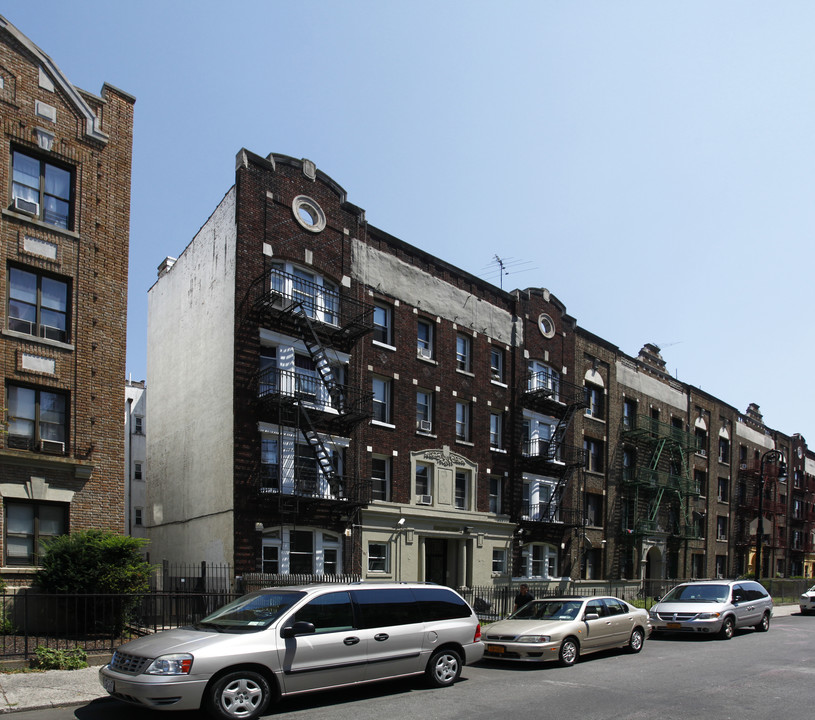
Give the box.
[351,239,520,345]
[615,361,686,410]
[734,420,775,450]
[125,383,147,540]
[146,188,237,566]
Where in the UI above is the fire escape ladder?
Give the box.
[298,405,342,497]
[294,310,344,410]
[648,487,665,524]
[545,465,578,523]
[550,400,581,450]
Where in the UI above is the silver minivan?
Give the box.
[649,579,773,639]
[99,583,484,719]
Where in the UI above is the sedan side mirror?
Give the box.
[584,613,600,621]
[281,621,316,638]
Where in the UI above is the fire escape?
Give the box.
[246,267,374,517]
[619,415,700,540]
[735,459,786,575]
[517,372,588,539]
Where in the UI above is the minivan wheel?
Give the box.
[426,648,462,688]
[718,616,735,640]
[755,612,771,632]
[206,670,272,720]
[627,627,645,653]
[558,637,579,666]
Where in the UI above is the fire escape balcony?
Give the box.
[621,467,700,496]
[520,373,589,415]
[519,440,586,474]
[520,504,580,526]
[245,269,374,352]
[256,463,372,506]
[621,414,699,451]
[256,368,372,434]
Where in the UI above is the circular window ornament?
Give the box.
[538,313,556,338]
[292,195,326,233]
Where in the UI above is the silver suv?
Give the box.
[99,583,483,719]
[649,579,772,639]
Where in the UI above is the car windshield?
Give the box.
[661,584,729,603]
[511,600,583,621]
[194,590,305,632]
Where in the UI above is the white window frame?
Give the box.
[261,527,343,575]
[492,548,507,574]
[523,476,560,522]
[371,454,391,502]
[372,376,393,425]
[456,334,472,373]
[454,469,470,510]
[372,303,393,347]
[415,462,433,502]
[455,402,471,442]
[527,360,559,399]
[368,541,390,573]
[417,318,433,359]
[270,262,339,325]
[489,476,502,514]
[490,347,504,383]
[525,543,559,579]
[522,413,557,460]
[490,412,503,449]
[416,390,433,432]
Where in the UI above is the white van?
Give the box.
[99,583,484,719]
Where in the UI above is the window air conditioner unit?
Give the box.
[14,197,39,216]
[39,439,65,454]
[419,420,432,432]
[417,346,432,359]
[718,535,727,542]
[418,494,433,505]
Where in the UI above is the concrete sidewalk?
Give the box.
[0,604,802,714]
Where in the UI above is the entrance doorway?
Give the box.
[425,538,448,585]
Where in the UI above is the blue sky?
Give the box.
[6,1,814,440]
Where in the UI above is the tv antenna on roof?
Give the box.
[482,255,537,290]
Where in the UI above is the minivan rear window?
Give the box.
[662,584,729,603]
[413,587,472,620]
[353,588,421,628]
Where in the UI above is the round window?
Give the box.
[292,195,326,233]
[538,313,555,338]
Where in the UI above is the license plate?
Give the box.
[102,676,115,693]
[666,622,681,629]
[486,644,505,654]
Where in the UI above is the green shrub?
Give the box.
[31,646,88,670]
[34,530,152,594]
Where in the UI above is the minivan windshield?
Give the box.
[511,600,583,621]
[661,584,729,603]
[195,590,305,632]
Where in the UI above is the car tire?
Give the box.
[755,612,770,632]
[627,627,645,653]
[718,616,735,640]
[426,648,462,688]
[205,670,273,720]
[558,637,579,667]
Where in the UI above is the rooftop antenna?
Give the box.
[482,255,537,290]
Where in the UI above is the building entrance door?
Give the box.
[425,538,448,585]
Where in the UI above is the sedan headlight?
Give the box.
[145,654,194,675]
[695,612,721,621]
[515,634,551,643]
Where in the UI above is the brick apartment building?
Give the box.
[0,16,134,584]
[147,150,815,587]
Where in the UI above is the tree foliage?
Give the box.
[35,530,152,594]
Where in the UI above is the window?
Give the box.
[622,447,636,482]
[528,361,559,398]
[695,427,707,455]
[8,267,69,342]
[622,398,637,429]
[134,462,143,481]
[133,416,144,435]
[371,455,391,501]
[368,542,390,573]
[373,303,393,346]
[455,402,471,442]
[6,384,67,452]
[717,477,729,503]
[261,437,279,490]
[11,150,72,228]
[523,478,558,522]
[372,377,392,424]
[719,437,730,464]
[415,463,432,501]
[269,262,338,324]
[492,548,506,574]
[489,476,502,514]
[417,319,433,359]
[454,469,470,510]
[716,516,728,541]
[490,347,504,382]
[489,412,503,449]
[691,554,705,578]
[5,500,67,565]
[527,543,558,579]
[262,543,279,574]
[416,390,433,432]
[289,530,314,574]
[715,555,727,579]
[584,437,604,473]
[455,334,472,373]
[583,549,602,580]
[134,508,143,527]
[585,383,605,419]
[523,417,555,459]
[584,493,603,526]
[695,469,707,496]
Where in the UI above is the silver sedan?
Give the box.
[482,596,650,666]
